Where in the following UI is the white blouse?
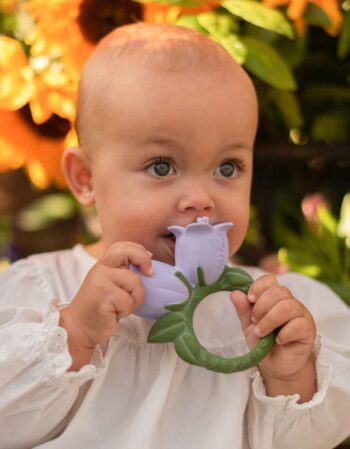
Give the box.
[1,245,350,449]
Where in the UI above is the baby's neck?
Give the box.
[83,240,105,260]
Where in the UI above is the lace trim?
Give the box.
[249,334,333,412]
[26,299,105,387]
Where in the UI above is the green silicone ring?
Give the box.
[147,266,275,374]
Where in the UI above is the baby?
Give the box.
[1,23,350,449]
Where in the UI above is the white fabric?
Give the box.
[0,245,350,449]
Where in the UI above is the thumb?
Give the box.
[231,290,253,332]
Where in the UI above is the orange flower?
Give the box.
[25,0,142,76]
[0,109,69,189]
[0,36,77,124]
[0,1,142,189]
[263,0,343,36]
[143,1,220,23]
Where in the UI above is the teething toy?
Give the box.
[132,217,275,374]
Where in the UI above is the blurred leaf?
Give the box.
[266,88,304,128]
[213,33,247,64]
[317,206,338,235]
[176,14,207,33]
[311,112,349,143]
[338,9,350,59]
[222,0,294,38]
[338,193,350,247]
[240,36,297,90]
[303,85,350,103]
[15,193,78,232]
[304,3,331,28]
[197,11,239,36]
[278,248,324,277]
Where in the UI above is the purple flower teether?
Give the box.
[131,217,232,319]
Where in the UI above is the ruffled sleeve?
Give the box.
[0,259,105,449]
[246,273,350,449]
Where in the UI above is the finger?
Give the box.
[231,290,253,331]
[247,274,279,303]
[253,298,304,338]
[275,316,316,346]
[251,284,293,323]
[103,283,136,319]
[101,242,153,276]
[111,268,145,308]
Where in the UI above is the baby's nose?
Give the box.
[176,182,215,214]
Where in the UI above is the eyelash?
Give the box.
[145,157,245,178]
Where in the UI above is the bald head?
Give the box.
[76,23,257,149]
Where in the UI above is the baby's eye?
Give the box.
[147,158,175,177]
[214,161,240,178]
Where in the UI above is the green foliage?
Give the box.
[278,194,350,305]
[221,0,293,38]
[140,0,350,145]
[338,9,350,59]
[240,36,296,90]
[15,193,78,232]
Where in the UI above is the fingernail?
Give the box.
[146,266,154,276]
[254,326,261,337]
[147,250,153,257]
[248,293,256,303]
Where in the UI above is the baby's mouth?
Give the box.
[163,232,176,243]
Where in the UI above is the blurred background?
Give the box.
[0,1,349,299]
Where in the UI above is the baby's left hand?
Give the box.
[231,274,317,381]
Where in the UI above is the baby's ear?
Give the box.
[61,147,95,206]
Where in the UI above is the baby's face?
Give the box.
[87,63,257,265]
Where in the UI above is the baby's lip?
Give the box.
[162,232,176,241]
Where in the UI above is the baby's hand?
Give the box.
[60,242,153,358]
[231,274,317,382]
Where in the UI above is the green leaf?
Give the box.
[16,194,77,232]
[338,10,350,59]
[240,36,297,90]
[266,88,304,128]
[311,112,349,144]
[338,193,350,247]
[176,15,208,33]
[148,313,186,343]
[197,11,239,36]
[174,333,201,365]
[221,0,294,38]
[213,33,247,64]
[304,3,332,28]
[317,207,338,235]
[278,248,324,278]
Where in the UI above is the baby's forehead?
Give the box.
[77,23,255,147]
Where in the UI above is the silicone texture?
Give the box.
[132,217,275,373]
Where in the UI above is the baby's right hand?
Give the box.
[60,242,153,353]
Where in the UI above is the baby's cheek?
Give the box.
[228,222,249,256]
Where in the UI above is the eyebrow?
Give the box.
[141,137,253,152]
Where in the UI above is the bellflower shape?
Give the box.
[132,217,233,319]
